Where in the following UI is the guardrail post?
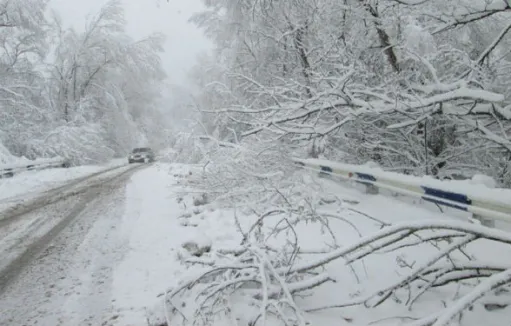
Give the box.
[365,184,379,195]
[352,172,379,195]
[319,165,333,178]
[473,214,495,228]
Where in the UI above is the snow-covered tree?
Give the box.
[0,0,171,164]
[164,1,511,325]
[34,0,169,163]
[0,0,51,158]
[190,0,511,184]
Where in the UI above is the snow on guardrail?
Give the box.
[0,157,70,179]
[293,158,511,226]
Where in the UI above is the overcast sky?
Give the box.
[50,0,212,86]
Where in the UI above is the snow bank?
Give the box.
[111,163,245,324]
[101,162,511,326]
[111,163,192,325]
[0,156,66,172]
[152,163,511,326]
[0,159,126,202]
[0,142,30,166]
[0,143,14,165]
[471,174,497,188]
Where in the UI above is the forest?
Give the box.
[187,0,511,186]
[1,0,511,324]
[0,0,171,165]
[161,1,511,325]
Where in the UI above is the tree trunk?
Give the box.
[294,24,312,98]
[364,2,400,73]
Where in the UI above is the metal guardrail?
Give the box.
[293,158,511,227]
[0,157,70,179]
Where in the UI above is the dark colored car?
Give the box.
[128,147,156,164]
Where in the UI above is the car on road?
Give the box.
[128,147,155,164]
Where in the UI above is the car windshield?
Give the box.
[132,147,151,153]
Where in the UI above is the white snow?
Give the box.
[111,163,201,324]
[296,157,511,212]
[471,174,497,188]
[102,163,511,325]
[109,163,251,323]
[0,156,65,171]
[432,268,511,326]
[497,104,511,120]
[402,19,437,57]
[0,142,21,165]
[3,161,509,326]
[0,158,127,202]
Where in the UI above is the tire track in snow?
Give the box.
[0,163,149,295]
[0,162,141,226]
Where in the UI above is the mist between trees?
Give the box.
[0,0,172,165]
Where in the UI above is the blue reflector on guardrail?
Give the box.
[355,172,377,184]
[421,186,471,211]
[320,165,333,175]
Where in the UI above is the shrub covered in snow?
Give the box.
[165,138,511,326]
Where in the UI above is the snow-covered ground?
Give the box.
[0,158,127,203]
[106,163,511,325]
[1,162,509,326]
[120,164,511,326]
[110,163,196,324]
[0,143,23,165]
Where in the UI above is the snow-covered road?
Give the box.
[0,159,127,206]
[0,163,201,326]
[0,163,151,325]
[1,163,509,326]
